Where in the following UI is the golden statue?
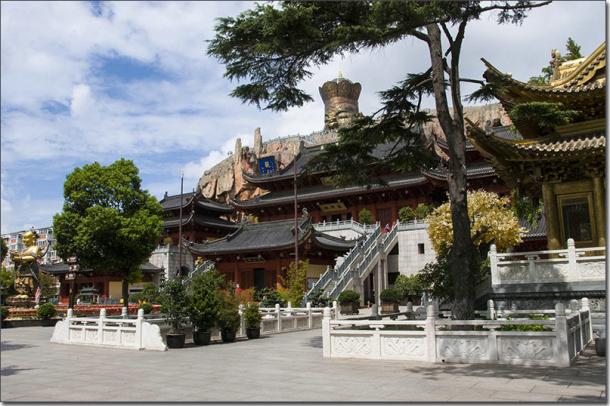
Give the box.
[9,231,49,305]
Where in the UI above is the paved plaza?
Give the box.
[1,326,606,402]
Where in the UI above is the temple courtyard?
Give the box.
[1,326,606,402]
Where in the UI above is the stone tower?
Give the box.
[318,72,362,130]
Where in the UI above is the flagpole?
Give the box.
[294,146,298,269]
[178,171,184,277]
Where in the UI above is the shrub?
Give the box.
[130,284,160,304]
[380,288,402,303]
[308,289,331,307]
[1,306,8,321]
[338,290,360,305]
[159,277,190,334]
[236,287,255,305]
[358,208,374,225]
[414,203,432,220]
[139,302,153,314]
[254,287,286,307]
[37,303,57,320]
[398,206,415,222]
[218,307,240,332]
[243,303,262,329]
[188,269,224,332]
[394,274,424,300]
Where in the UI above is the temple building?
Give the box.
[187,214,356,290]
[468,42,605,250]
[186,74,547,303]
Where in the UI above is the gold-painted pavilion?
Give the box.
[468,43,606,250]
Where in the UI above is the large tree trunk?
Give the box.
[426,24,477,319]
[122,279,129,308]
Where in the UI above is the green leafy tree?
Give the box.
[188,268,224,332]
[414,203,433,220]
[0,239,7,263]
[280,260,308,306]
[208,1,549,319]
[0,267,16,303]
[159,277,190,333]
[53,159,163,306]
[358,208,374,225]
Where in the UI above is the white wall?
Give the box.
[396,224,437,276]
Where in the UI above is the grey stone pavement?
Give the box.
[1,326,606,402]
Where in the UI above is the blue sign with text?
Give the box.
[258,156,277,175]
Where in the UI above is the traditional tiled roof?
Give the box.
[467,120,605,161]
[163,213,239,230]
[186,217,356,255]
[232,173,428,209]
[42,262,163,274]
[520,215,547,241]
[160,192,234,214]
[422,162,497,181]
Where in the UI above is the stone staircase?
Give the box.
[182,260,215,285]
[305,221,404,302]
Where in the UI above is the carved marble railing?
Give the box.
[489,239,606,286]
[322,299,593,366]
[313,219,378,235]
[51,308,167,351]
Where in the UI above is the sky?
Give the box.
[0,1,605,234]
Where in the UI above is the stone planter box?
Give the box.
[380,302,399,314]
[2,318,60,328]
[340,303,359,315]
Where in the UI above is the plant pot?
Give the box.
[221,329,236,343]
[340,302,359,315]
[246,327,260,339]
[166,333,186,349]
[596,338,606,356]
[381,302,399,314]
[193,330,212,346]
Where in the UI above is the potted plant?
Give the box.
[36,303,57,326]
[338,290,360,315]
[188,270,223,346]
[218,306,240,343]
[159,277,190,349]
[380,288,401,313]
[244,303,262,339]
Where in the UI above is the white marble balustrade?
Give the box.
[489,239,605,286]
[322,299,593,367]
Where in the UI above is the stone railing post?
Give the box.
[98,309,106,345]
[306,302,312,329]
[489,244,498,285]
[487,299,496,320]
[332,301,338,320]
[275,303,282,332]
[554,303,571,367]
[238,304,245,337]
[581,297,593,343]
[566,238,578,281]
[65,308,74,342]
[121,306,128,319]
[406,301,413,314]
[425,304,437,363]
[322,307,331,357]
[136,308,144,349]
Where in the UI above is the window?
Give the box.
[558,193,595,245]
[418,243,425,255]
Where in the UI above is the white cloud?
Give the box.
[0,1,605,233]
[70,84,95,116]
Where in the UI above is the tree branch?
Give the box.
[478,1,552,13]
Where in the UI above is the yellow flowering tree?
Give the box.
[427,190,525,253]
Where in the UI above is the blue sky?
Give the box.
[0,1,605,234]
